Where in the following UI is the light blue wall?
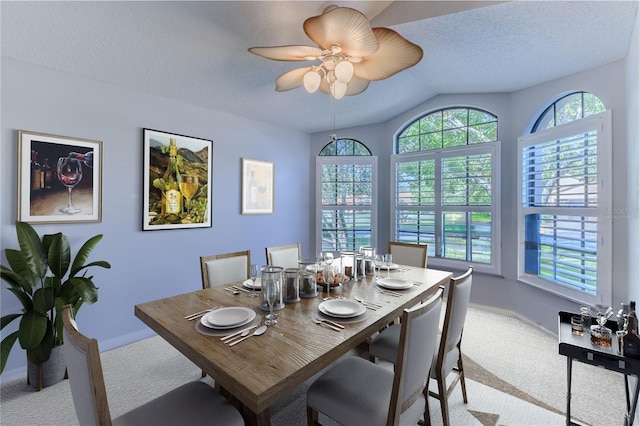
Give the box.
[311,59,637,332]
[0,58,312,380]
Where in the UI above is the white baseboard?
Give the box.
[469,302,557,338]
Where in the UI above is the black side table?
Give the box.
[558,311,640,426]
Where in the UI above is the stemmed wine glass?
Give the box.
[322,266,336,301]
[374,254,384,279]
[384,253,393,278]
[264,275,278,325]
[56,156,83,215]
[249,264,259,298]
[179,174,199,214]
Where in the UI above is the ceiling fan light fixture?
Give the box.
[303,68,322,93]
[248,6,423,99]
[331,80,347,100]
[335,60,354,84]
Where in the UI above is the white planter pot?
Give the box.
[27,345,67,391]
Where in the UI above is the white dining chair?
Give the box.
[265,243,301,269]
[306,287,444,426]
[388,241,428,268]
[61,305,244,426]
[200,250,251,289]
[368,266,473,426]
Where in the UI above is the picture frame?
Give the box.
[18,130,102,223]
[242,158,274,215]
[143,128,212,230]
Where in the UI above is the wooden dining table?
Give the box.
[134,265,452,426]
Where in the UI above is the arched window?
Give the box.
[320,138,372,156]
[316,138,377,253]
[517,92,611,306]
[392,107,501,274]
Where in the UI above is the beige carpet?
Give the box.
[0,306,627,425]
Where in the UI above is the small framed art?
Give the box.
[18,130,102,223]
[143,128,212,230]
[242,158,274,215]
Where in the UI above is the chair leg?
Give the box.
[457,357,468,404]
[422,384,431,426]
[436,375,450,426]
[307,405,319,426]
[201,369,206,378]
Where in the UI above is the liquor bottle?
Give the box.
[628,301,638,334]
[41,157,53,190]
[69,151,93,168]
[162,138,183,222]
[623,301,640,358]
[30,150,42,192]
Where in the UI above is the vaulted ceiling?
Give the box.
[2,1,637,134]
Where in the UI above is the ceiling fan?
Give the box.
[248,5,423,99]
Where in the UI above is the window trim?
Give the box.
[315,155,378,255]
[391,141,502,275]
[516,110,612,306]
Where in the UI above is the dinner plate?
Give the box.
[376,277,413,290]
[242,278,261,290]
[201,307,256,329]
[318,299,366,318]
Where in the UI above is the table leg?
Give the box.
[566,357,573,426]
[220,386,271,426]
[627,376,640,426]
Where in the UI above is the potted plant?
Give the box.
[0,221,111,390]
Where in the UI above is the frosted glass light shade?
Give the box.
[335,60,354,83]
[303,70,321,93]
[331,81,347,99]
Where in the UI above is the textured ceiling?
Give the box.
[2,1,637,134]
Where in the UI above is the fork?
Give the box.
[375,288,402,297]
[311,317,342,332]
[184,306,219,320]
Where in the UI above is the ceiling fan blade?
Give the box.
[248,45,323,61]
[275,66,312,92]
[318,76,370,96]
[353,27,423,81]
[304,7,379,57]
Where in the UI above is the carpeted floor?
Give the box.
[0,305,628,425]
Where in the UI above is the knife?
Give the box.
[220,325,257,342]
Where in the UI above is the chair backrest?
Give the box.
[388,242,428,268]
[200,250,251,289]
[387,288,444,425]
[438,266,473,361]
[265,243,301,269]
[62,305,113,426]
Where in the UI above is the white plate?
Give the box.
[201,307,256,329]
[243,278,261,290]
[376,277,413,290]
[318,299,366,318]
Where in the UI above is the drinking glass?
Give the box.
[384,253,393,277]
[322,266,335,300]
[323,252,334,267]
[265,276,278,325]
[249,264,259,298]
[56,157,83,214]
[374,254,384,279]
[179,174,199,214]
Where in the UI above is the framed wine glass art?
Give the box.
[18,130,103,223]
[143,128,212,231]
[241,158,274,215]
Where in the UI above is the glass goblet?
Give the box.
[56,157,83,214]
[374,254,384,279]
[384,253,393,277]
[322,266,335,300]
[249,264,259,298]
[264,277,278,325]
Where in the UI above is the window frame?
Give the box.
[391,141,502,275]
[516,110,612,306]
[316,155,378,255]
